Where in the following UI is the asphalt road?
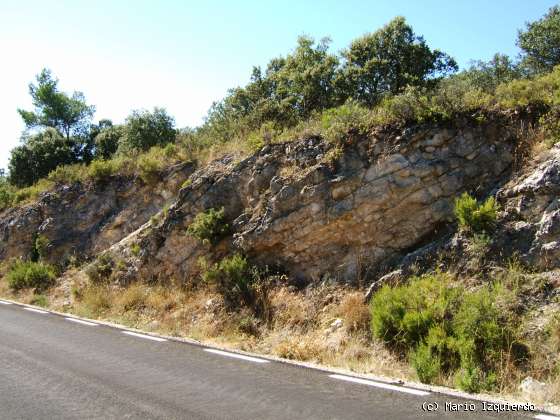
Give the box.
[0,301,551,420]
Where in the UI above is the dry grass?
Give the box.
[337,292,370,333]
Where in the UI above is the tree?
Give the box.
[17,69,95,139]
[202,36,339,139]
[94,125,123,159]
[8,128,79,187]
[459,53,521,92]
[518,6,560,74]
[273,36,339,119]
[120,107,176,152]
[338,17,457,106]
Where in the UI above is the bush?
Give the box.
[85,254,114,284]
[120,107,176,152]
[94,126,123,159]
[33,234,50,261]
[202,254,254,307]
[137,153,162,185]
[30,294,48,307]
[0,179,15,210]
[7,260,56,291]
[187,207,229,245]
[47,164,87,184]
[370,273,461,349]
[370,274,524,392]
[454,192,499,234]
[320,101,371,144]
[87,159,119,182]
[130,243,141,257]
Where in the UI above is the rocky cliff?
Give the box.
[0,163,194,265]
[3,113,557,288]
[106,114,545,286]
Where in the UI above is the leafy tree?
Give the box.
[338,17,457,106]
[518,6,560,74]
[17,69,95,139]
[120,107,176,152]
[457,54,521,92]
[94,125,123,159]
[8,128,79,187]
[201,36,339,140]
[273,36,339,119]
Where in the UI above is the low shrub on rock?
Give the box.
[454,192,499,234]
[187,207,229,245]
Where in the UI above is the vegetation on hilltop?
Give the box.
[2,9,560,205]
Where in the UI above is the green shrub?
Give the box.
[320,101,371,144]
[85,254,114,284]
[137,153,161,185]
[88,160,119,182]
[370,274,524,392]
[454,192,499,234]
[411,325,459,383]
[202,254,254,307]
[7,260,56,291]
[0,179,15,210]
[130,243,141,257]
[163,143,177,158]
[187,207,229,245]
[47,164,87,184]
[33,234,50,261]
[370,273,461,348]
[30,294,48,307]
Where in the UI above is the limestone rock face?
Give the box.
[0,163,194,264]
[5,116,551,286]
[121,118,521,285]
[497,144,560,268]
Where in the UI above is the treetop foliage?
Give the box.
[4,7,560,194]
[17,68,95,139]
[517,5,560,74]
[338,16,458,105]
[203,17,458,142]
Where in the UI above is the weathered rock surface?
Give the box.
[4,115,558,287]
[497,144,560,268]
[0,163,194,264]
[113,117,525,285]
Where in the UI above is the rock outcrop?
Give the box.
[497,144,560,268]
[116,115,526,285]
[0,163,194,265]
[4,114,557,287]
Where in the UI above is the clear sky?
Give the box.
[0,0,557,171]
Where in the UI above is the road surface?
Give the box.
[0,300,551,419]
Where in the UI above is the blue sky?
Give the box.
[0,0,557,170]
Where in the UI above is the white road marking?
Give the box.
[535,415,560,420]
[0,300,13,305]
[23,307,48,314]
[329,374,430,396]
[204,348,270,363]
[122,331,167,342]
[65,317,98,326]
